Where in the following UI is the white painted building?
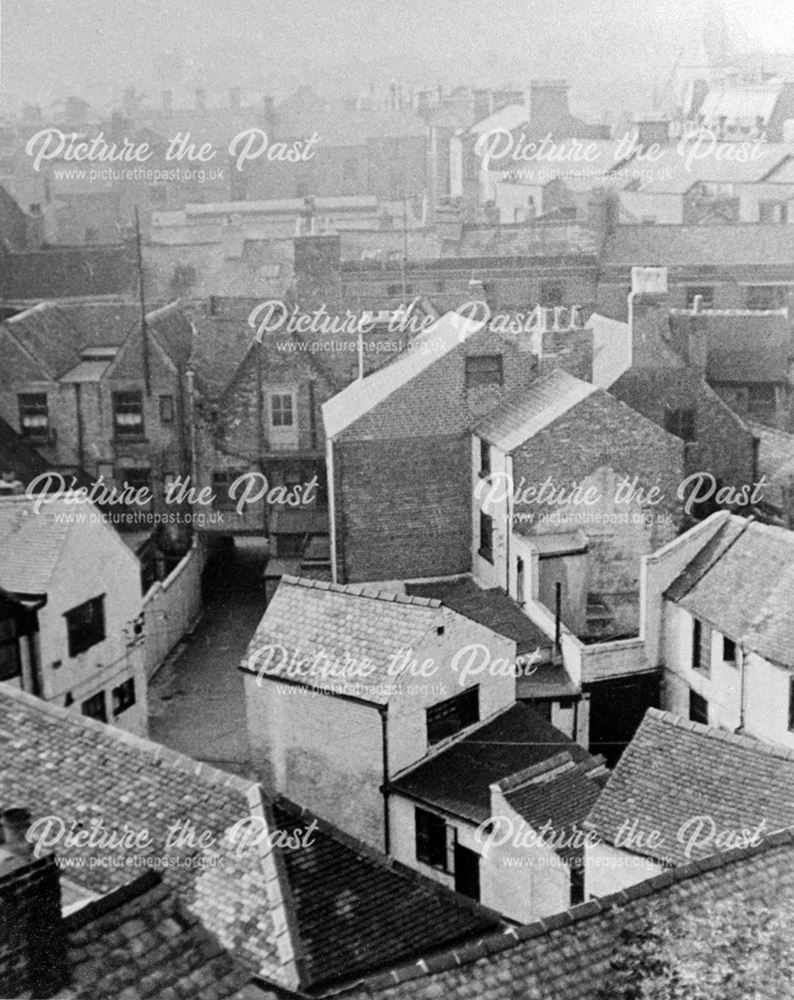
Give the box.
[0,494,147,734]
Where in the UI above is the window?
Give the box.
[18,394,49,439]
[664,407,696,443]
[689,689,708,725]
[723,636,737,664]
[212,469,246,509]
[465,355,503,389]
[276,534,305,558]
[270,393,294,428]
[120,468,151,493]
[81,691,107,723]
[685,286,714,309]
[479,437,491,479]
[691,618,710,675]
[0,617,20,681]
[113,390,144,438]
[759,201,788,224]
[569,856,585,906]
[65,596,105,658]
[415,808,452,870]
[746,285,786,310]
[159,395,174,423]
[387,283,413,296]
[479,511,493,563]
[540,280,564,306]
[111,678,136,717]
[427,686,479,745]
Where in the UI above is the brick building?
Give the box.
[0,298,193,539]
[591,268,759,499]
[322,310,538,584]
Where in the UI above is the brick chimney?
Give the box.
[628,266,672,368]
[634,114,671,149]
[0,809,68,998]
[530,305,594,381]
[530,80,570,128]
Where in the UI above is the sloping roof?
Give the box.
[665,515,794,668]
[271,800,502,991]
[405,578,553,657]
[63,871,251,1000]
[2,297,192,381]
[0,495,73,595]
[586,708,794,867]
[688,311,793,384]
[700,83,782,124]
[602,223,794,268]
[391,703,594,825]
[473,369,596,451]
[242,575,444,704]
[632,144,793,194]
[341,829,794,1000]
[499,752,607,862]
[322,311,485,440]
[0,685,501,991]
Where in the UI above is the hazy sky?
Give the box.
[0,0,791,115]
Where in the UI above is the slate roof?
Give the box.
[338,829,794,1000]
[241,575,445,704]
[472,369,596,451]
[391,703,595,825]
[499,752,608,862]
[63,871,251,1000]
[405,578,553,658]
[0,494,73,595]
[270,800,502,991]
[601,223,794,268]
[586,709,794,867]
[0,685,502,992]
[1,297,193,381]
[664,515,794,668]
[686,311,793,384]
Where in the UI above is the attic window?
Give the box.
[18,393,49,440]
[465,355,503,390]
[113,390,144,438]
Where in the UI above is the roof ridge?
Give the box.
[352,826,794,995]
[645,708,794,762]
[280,574,442,609]
[668,515,753,603]
[495,750,574,792]
[0,685,259,796]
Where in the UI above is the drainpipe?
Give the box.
[327,437,338,583]
[380,705,391,855]
[74,383,84,471]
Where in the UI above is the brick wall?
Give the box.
[0,855,67,998]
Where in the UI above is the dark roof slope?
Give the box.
[0,416,49,485]
[338,830,794,1000]
[64,871,251,1000]
[271,800,502,991]
[391,703,594,824]
[665,515,794,668]
[586,709,794,866]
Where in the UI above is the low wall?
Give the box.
[142,535,210,678]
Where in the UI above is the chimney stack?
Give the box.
[628,266,671,368]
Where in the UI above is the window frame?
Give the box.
[415,807,453,872]
[691,617,711,676]
[65,595,106,658]
[689,688,709,725]
[81,691,107,723]
[478,437,491,479]
[465,355,504,390]
[112,389,145,439]
[111,677,136,717]
[0,616,21,682]
[478,510,494,564]
[159,394,175,423]
[270,391,296,429]
[426,686,480,746]
[18,393,49,440]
